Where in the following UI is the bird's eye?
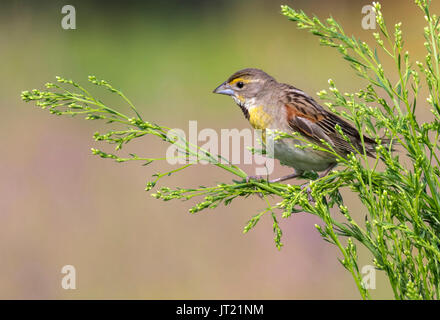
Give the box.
[236,81,244,89]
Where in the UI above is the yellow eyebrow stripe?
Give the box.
[229,78,252,85]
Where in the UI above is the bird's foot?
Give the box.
[245,175,266,183]
[268,172,302,183]
[300,182,315,203]
[243,175,267,198]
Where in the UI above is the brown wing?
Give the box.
[280,84,376,157]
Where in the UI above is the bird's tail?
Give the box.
[363,135,396,158]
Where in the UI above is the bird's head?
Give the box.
[213,68,276,107]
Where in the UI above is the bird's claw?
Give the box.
[301,183,315,203]
[245,175,266,183]
[244,175,267,198]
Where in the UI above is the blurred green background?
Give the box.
[0,0,438,299]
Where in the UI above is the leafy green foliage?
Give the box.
[281,0,440,299]
[21,0,440,299]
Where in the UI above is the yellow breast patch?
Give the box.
[248,106,272,130]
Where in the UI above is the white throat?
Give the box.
[231,96,256,110]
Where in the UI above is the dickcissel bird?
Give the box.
[213,68,381,183]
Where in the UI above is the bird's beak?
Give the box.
[213,82,234,96]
